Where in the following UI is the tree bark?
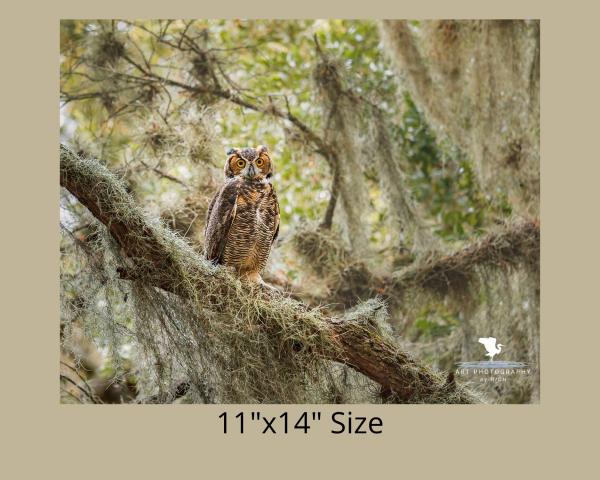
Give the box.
[60,144,477,403]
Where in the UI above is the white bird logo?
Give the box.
[478,337,505,361]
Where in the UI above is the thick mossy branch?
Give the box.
[392,219,539,298]
[291,219,538,313]
[60,144,477,403]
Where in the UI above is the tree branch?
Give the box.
[320,168,339,230]
[60,144,477,403]
[114,51,339,167]
[391,219,540,297]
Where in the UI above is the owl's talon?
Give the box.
[258,279,280,293]
[241,272,280,293]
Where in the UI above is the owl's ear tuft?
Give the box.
[225,148,238,177]
[257,145,272,178]
[224,157,234,178]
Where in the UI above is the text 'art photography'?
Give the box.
[59,19,540,405]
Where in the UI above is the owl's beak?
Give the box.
[246,164,257,179]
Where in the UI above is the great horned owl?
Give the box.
[204,145,280,284]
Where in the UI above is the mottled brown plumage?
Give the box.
[205,145,280,283]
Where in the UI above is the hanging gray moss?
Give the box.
[313,55,372,255]
[366,107,439,254]
[87,30,126,67]
[388,219,540,403]
[380,20,540,214]
[416,267,540,404]
[140,106,218,166]
[289,222,377,305]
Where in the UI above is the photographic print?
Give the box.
[59,19,540,404]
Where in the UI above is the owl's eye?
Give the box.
[255,158,264,167]
[236,159,246,168]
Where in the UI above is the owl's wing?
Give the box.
[270,185,280,245]
[204,181,239,264]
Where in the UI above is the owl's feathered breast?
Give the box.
[205,177,279,274]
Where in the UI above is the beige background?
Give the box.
[1,0,597,478]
